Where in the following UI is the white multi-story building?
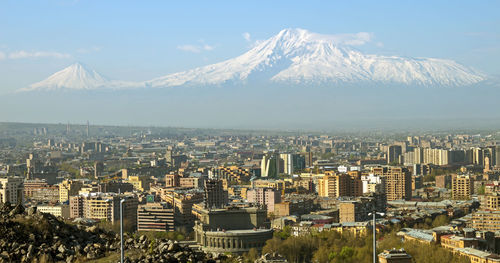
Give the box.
[0,177,24,204]
[37,204,70,218]
[360,173,385,194]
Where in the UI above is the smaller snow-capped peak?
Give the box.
[25,62,108,91]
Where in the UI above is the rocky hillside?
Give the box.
[0,203,219,263]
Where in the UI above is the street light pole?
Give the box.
[372,211,376,263]
[369,211,384,263]
[120,198,125,263]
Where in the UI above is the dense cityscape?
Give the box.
[0,122,499,262]
[2,1,499,263]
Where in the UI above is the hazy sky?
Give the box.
[0,0,499,93]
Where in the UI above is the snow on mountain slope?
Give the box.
[26,28,487,91]
[24,63,144,91]
[24,63,109,91]
[149,28,485,87]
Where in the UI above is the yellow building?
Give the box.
[452,247,500,263]
[59,179,83,203]
[482,194,500,210]
[440,235,479,250]
[317,172,362,198]
[128,175,151,192]
[470,210,500,232]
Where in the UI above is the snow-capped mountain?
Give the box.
[149,28,485,87]
[24,62,143,91]
[25,63,108,91]
[26,28,487,91]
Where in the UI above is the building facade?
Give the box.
[0,177,24,204]
[373,167,412,201]
[137,202,175,232]
[194,206,273,254]
[246,187,281,214]
[452,174,474,200]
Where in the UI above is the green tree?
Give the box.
[477,185,486,195]
[432,215,450,228]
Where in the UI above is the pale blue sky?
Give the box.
[0,0,499,93]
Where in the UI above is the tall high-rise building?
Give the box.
[94,162,104,179]
[373,167,412,201]
[387,145,402,164]
[452,174,474,200]
[261,152,280,178]
[165,146,173,166]
[204,179,228,209]
[495,146,500,168]
[0,177,24,204]
[302,152,313,167]
[317,172,362,198]
[279,153,305,175]
[473,148,484,166]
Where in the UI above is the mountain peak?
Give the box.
[276,28,310,38]
[24,62,108,91]
[149,28,486,88]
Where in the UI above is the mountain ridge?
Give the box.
[25,28,488,91]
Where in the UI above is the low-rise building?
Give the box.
[470,210,500,232]
[193,206,273,254]
[378,249,412,263]
[37,204,70,218]
[137,202,175,232]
